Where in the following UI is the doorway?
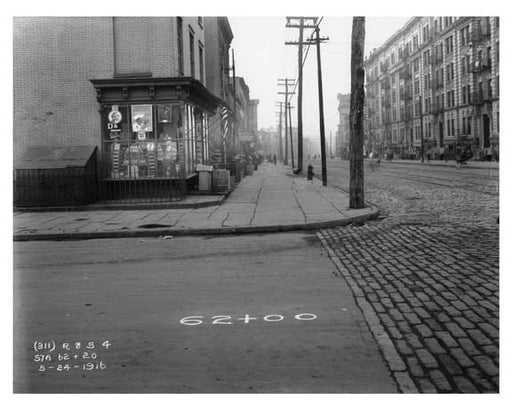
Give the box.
[483,114,490,148]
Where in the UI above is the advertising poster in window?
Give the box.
[132,104,153,132]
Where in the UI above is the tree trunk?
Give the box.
[349,17,366,209]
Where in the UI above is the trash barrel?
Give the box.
[196,164,214,192]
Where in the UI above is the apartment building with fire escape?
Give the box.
[364,17,499,160]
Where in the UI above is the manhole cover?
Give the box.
[138,224,172,229]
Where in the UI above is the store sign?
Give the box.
[108,106,123,132]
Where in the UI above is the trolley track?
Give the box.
[316,160,498,196]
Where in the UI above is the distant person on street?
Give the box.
[307,164,315,183]
[273,154,277,165]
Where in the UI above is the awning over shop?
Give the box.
[90,77,224,115]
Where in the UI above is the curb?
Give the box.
[317,231,418,393]
[13,207,379,242]
[13,192,230,213]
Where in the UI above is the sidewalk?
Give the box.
[13,162,379,241]
[373,158,499,170]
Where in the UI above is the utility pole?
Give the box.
[278,78,295,166]
[314,26,328,186]
[275,102,284,162]
[298,25,328,185]
[288,103,295,168]
[286,16,318,174]
[349,17,366,209]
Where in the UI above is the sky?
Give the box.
[230,17,411,139]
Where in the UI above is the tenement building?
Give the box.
[364,17,499,160]
[335,93,350,159]
[13,17,237,205]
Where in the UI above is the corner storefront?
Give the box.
[90,77,222,202]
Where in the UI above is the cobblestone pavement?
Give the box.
[316,161,499,393]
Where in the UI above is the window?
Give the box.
[101,103,197,179]
[461,26,470,46]
[414,79,420,95]
[462,86,466,104]
[391,53,396,65]
[189,30,195,78]
[413,35,419,50]
[198,42,204,83]
[177,18,184,75]
[413,58,420,73]
[423,25,430,43]
[423,50,430,66]
[461,57,466,75]
[445,36,453,54]
[113,17,150,75]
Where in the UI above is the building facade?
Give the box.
[204,17,235,165]
[336,93,351,158]
[14,16,225,203]
[364,17,499,160]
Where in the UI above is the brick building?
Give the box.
[14,16,226,203]
[231,77,259,156]
[204,17,235,164]
[364,17,499,160]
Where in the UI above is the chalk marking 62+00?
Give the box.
[179,313,318,326]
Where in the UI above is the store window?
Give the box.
[102,103,208,180]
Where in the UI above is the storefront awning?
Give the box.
[90,77,224,115]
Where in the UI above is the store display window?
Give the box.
[102,102,208,179]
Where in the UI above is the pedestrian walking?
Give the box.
[307,164,315,183]
[273,153,277,165]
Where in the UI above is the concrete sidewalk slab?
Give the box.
[13,162,379,241]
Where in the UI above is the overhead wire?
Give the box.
[285,16,324,107]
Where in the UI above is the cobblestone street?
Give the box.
[316,160,499,393]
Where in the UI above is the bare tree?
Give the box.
[349,17,366,209]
